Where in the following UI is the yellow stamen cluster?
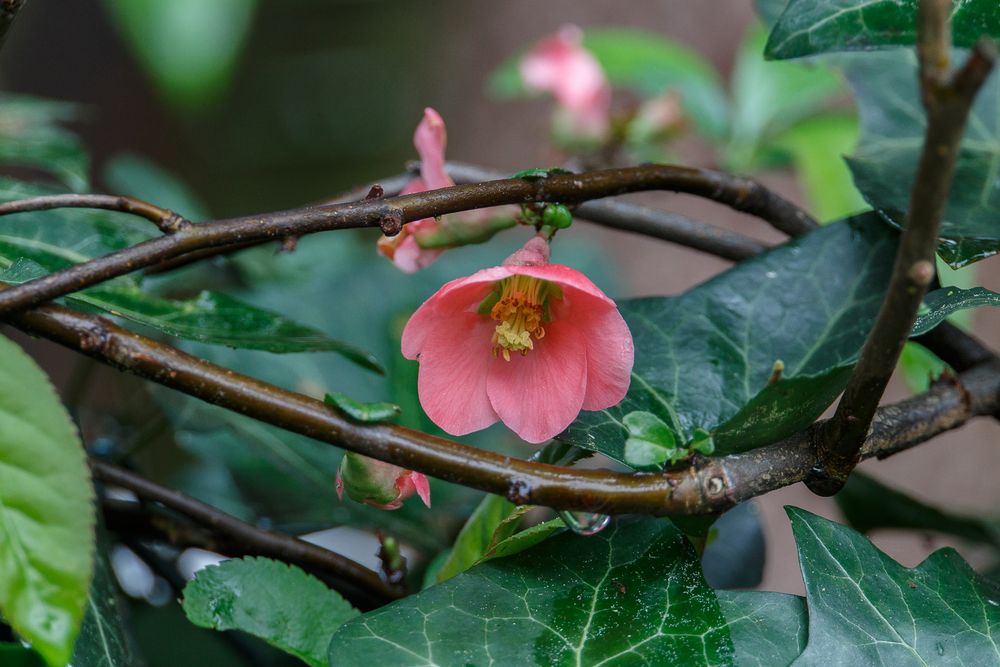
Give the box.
[489,275,548,361]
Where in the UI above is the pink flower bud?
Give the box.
[336,452,431,511]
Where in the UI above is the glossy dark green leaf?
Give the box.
[489,28,729,137]
[766,0,1000,60]
[836,472,1000,546]
[182,557,358,667]
[561,215,896,463]
[328,518,737,666]
[725,25,844,170]
[717,591,807,667]
[561,216,1000,466]
[324,392,399,422]
[843,50,1000,267]
[789,506,1000,665]
[913,286,1000,332]
[71,546,135,667]
[0,334,95,667]
[0,95,89,191]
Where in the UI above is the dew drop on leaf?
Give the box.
[557,511,611,536]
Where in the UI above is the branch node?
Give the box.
[379,208,404,236]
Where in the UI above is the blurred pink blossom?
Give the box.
[520,25,612,138]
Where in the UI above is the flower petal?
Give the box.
[410,473,432,508]
[392,234,443,273]
[513,264,616,307]
[487,319,588,443]
[415,312,499,435]
[414,108,453,190]
[577,306,634,410]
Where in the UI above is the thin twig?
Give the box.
[807,0,998,495]
[11,298,999,516]
[0,164,811,315]
[442,162,770,260]
[0,193,192,233]
[91,460,404,605]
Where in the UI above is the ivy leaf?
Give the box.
[561,215,896,463]
[717,591,807,666]
[765,0,999,60]
[561,215,1000,467]
[789,506,1000,665]
[836,472,1000,547]
[328,518,737,665]
[0,95,89,192]
[489,28,729,138]
[181,557,358,667]
[0,334,95,667]
[324,392,400,422]
[842,50,1000,267]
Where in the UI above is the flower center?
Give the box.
[485,275,554,361]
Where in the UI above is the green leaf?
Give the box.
[0,645,46,667]
[479,518,567,563]
[771,114,867,221]
[913,286,1000,334]
[71,545,135,667]
[103,0,257,112]
[0,95,89,192]
[324,392,400,422]
[0,258,384,370]
[622,410,678,469]
[561,215,896,463]
[435,494,518,583]
[725,25,844,170]
[836,472,1000,547]
[561,216,1000,466]
[789,506,1000,665]
[765,0,1000,60]
[842,49,1000,267]
[489,28,729,138]
[717,590,807,666]
[328,519,737,665]
[0,334,95,667]
[0,178,153,279]
[182,557,358,667]
[103,153,211,221]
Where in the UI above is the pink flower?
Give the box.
[520,25,612,138]
[401,236,634,444]
[377,107,452,273]
[336,452,431,511]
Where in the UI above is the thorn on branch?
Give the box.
[277,236,299,254]
[364,185,385,201]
